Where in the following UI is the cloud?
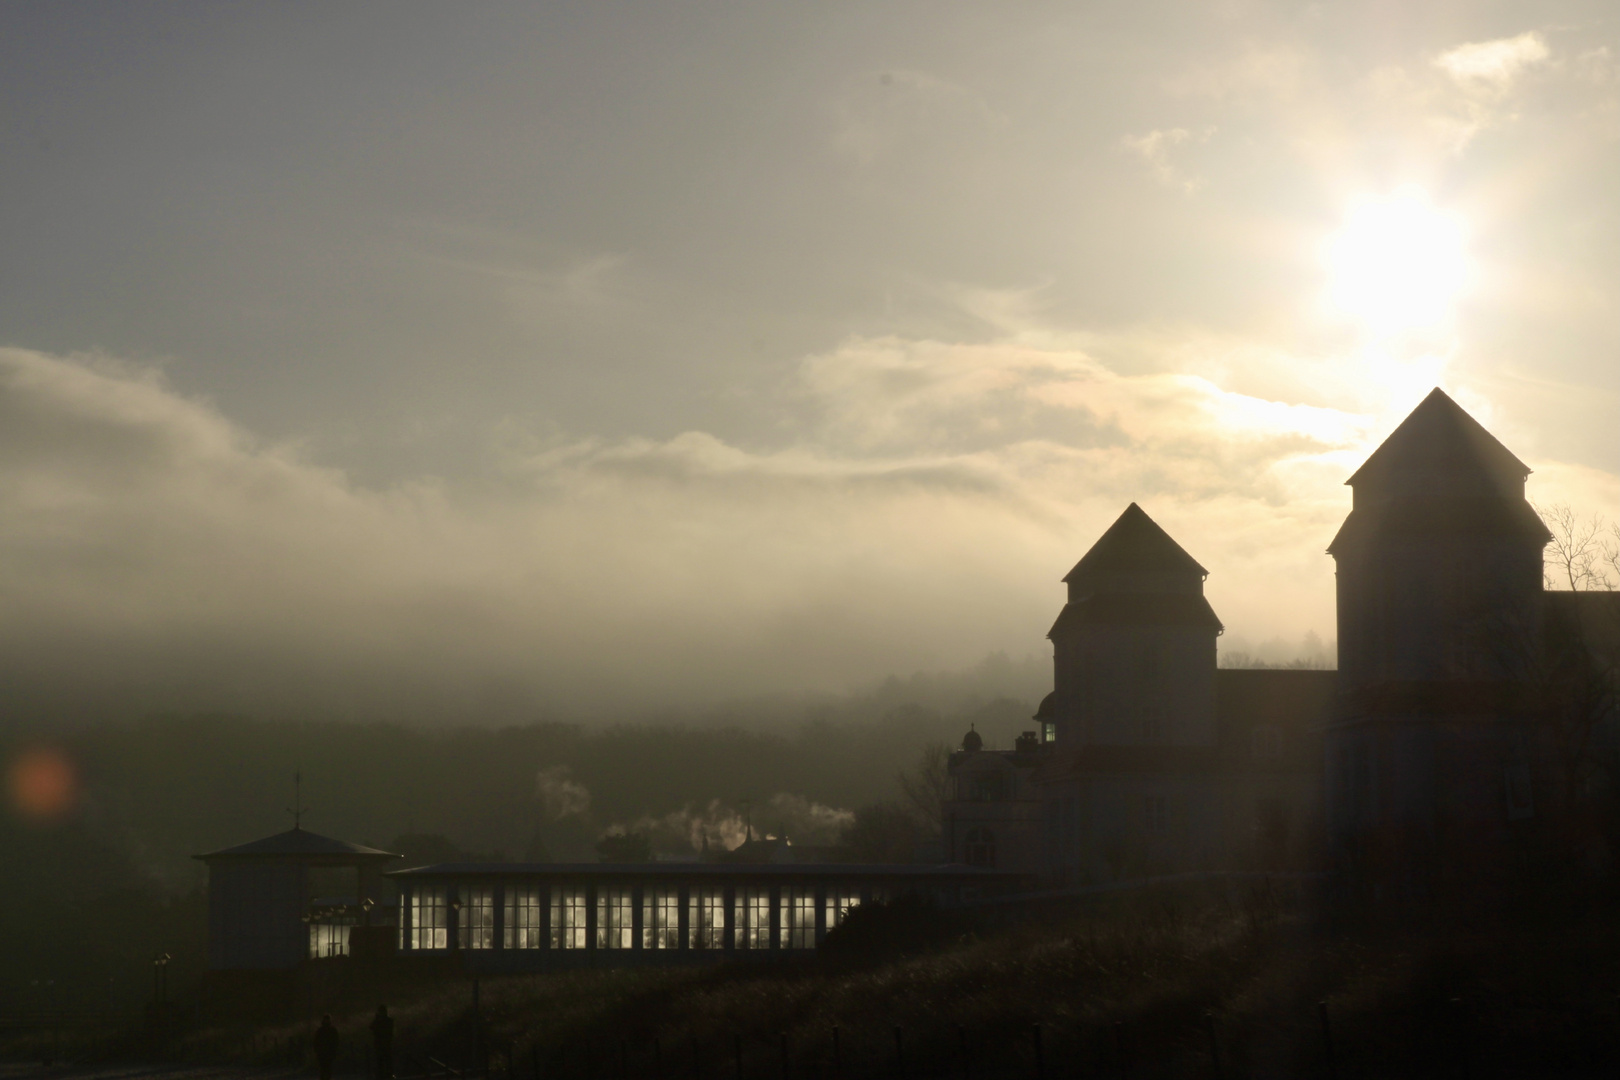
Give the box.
[1121,127,1214,193]
[1435,32,1550,93]
[831,68,1004,167]
[1164,44,1311,100]
[0,337,1603,724]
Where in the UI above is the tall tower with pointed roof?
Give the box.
[1047,503,1224,746]
[1326,388,1551,878]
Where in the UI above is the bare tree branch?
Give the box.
[897,742,951,836]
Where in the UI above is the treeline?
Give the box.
[52,697,1032,880]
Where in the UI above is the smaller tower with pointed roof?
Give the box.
[1047,503,1224,747]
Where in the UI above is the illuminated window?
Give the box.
[550,885,587,950]
[733,887,771,949]
[409,886,448,950]
[643,887,680,949]
[596,886,634,950]
[309,923,350,959]
[504,887,543,949]
[823,888,861,934]
[781,887,815,949]
[459,886,496,950]
[964,827,995,868]
[688,888,725,950]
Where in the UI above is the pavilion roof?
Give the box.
[194,827,401,862]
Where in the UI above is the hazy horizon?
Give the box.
[2,2,1615,724]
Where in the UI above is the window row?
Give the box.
[401,884,874,951]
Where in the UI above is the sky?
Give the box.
[1,1,1617,724]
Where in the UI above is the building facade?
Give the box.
[941,504,1331,882]
[945,388,1618,889]
[195,827,402,970]
[387,862,1019,971]
[1324,388,1583,890]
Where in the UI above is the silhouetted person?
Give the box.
[313,1014,340,1080]
[370,1005,395,1080]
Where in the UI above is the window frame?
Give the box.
[781,886,815,949]
[550,884,588,950]
[733,886,771,950]
[596,885,634,950]
[642,886,681,950]
[503,885,544,950]
[458,884,497,951]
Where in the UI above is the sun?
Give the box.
[1324,187,1469,336]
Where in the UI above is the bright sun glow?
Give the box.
[1325,187,1469,336]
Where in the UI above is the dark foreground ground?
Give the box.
[10,879,1620,1080]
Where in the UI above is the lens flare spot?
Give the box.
[7,746,79,821]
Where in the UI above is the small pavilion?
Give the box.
[194,827,401,970]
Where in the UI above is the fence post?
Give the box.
[1114,1022,1127,1076]
[693,1035,702,1080]
[1032,1025,1044,1080]
[1318,1001,1336,1080]
[735,1035,744,1080]
[1204,1014,1222,1080]
[892,1027,905,1080]
[956,1026,970,1080]
[780,1032,790,1080]
[831,1028,842,1080]
[533,1042,543,1080]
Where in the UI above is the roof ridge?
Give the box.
[1346,388,1530,490]
[1063,503,1208,583]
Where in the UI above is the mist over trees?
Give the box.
[0,653,1052,1011]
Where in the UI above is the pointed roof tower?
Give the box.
[1051,503,1221,636]
[1063,502,1208,587]
[1345,388,1531,499]
[1330,388,1548,555]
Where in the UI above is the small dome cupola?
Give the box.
[961,724,983,753]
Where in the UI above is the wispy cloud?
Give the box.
[0,330,1609,722]
[1121,127,1214,193]
[1435,32,1550,93]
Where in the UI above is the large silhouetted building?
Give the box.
[1323,389,1599,893]
[945,388,1617,889]
[204,390,1618,971]
[942,504,1332,881]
